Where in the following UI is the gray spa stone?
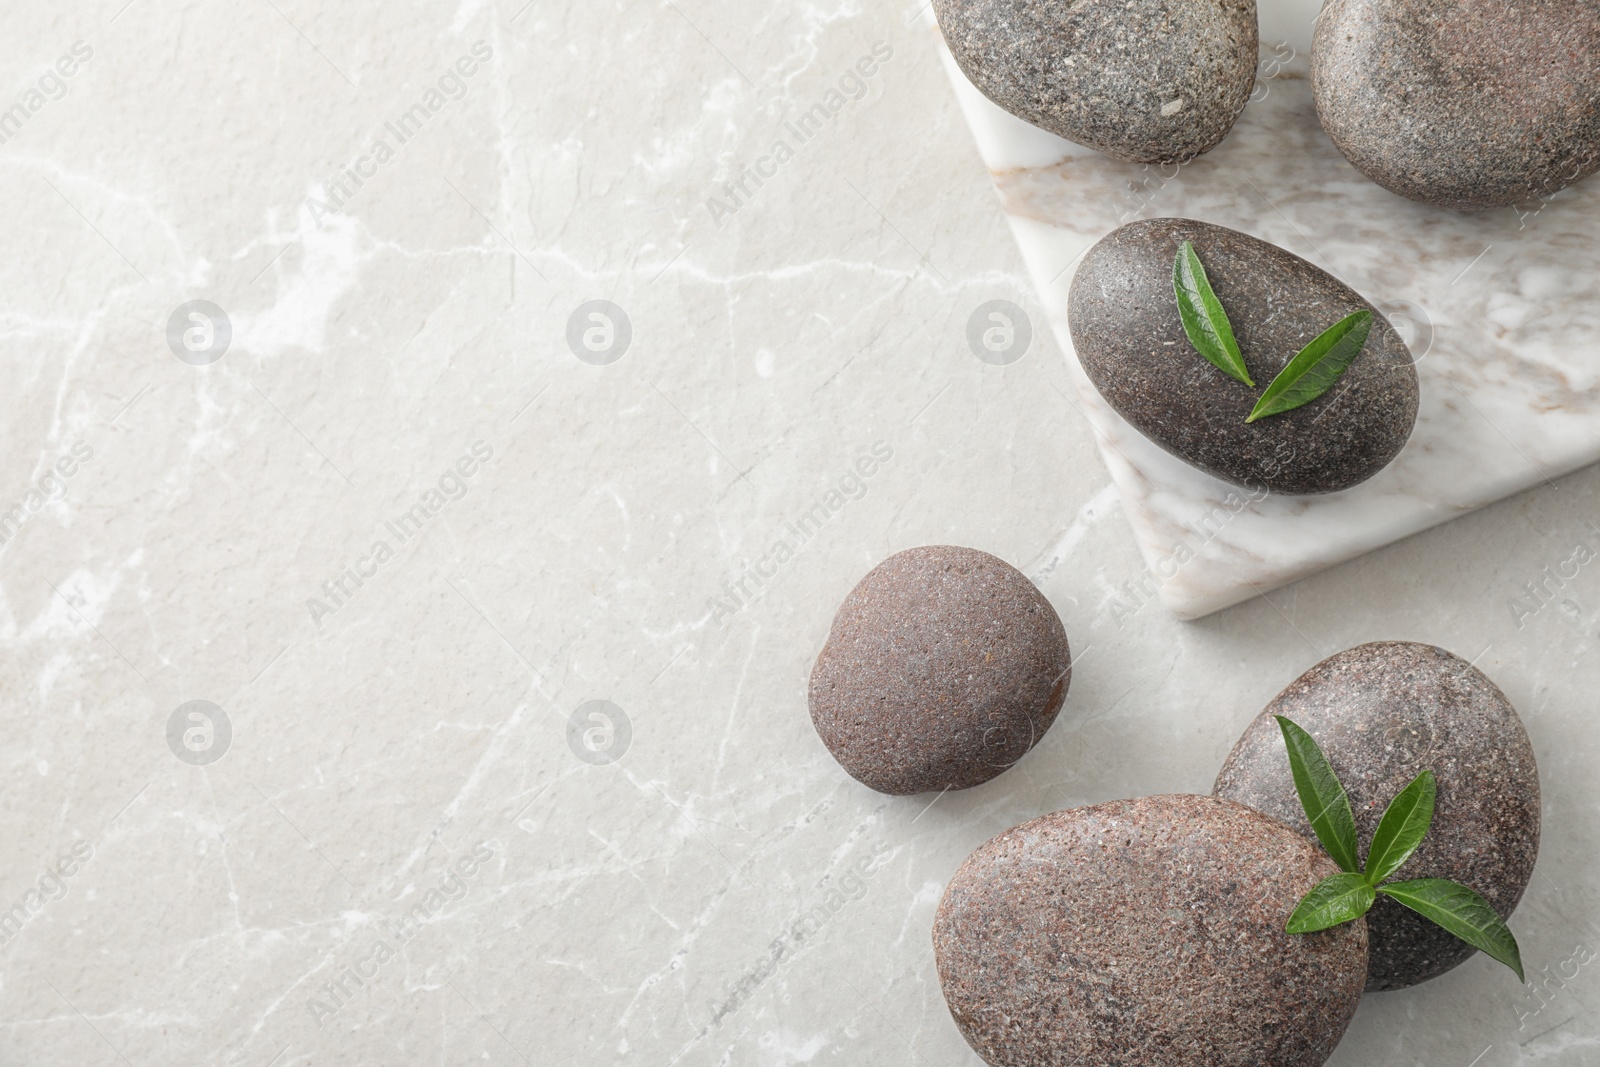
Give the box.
[1313,0,1600,211]
[1214,641,1541,991]
[935,0,1258,164]
[1068,217,1418,495]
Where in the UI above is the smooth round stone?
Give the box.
[1313,0,1600,210]
[1214,641,1541,991]
[934,795,1367,1067]
[935,0,1257,165]
[808,545,1070,795]
[1068,217,1419,495]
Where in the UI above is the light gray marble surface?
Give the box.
[0,1,1595,1065]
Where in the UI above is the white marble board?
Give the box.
[934,1,1600,618]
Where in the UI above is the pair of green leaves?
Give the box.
[1276,716,1524,982]
[1174,241,1372,423]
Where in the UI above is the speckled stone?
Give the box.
[1313,0,1600,211]
[933,795,1367,1067]
[808,545,1070,795]
[934,0,1257,165]
[1214,641,1541,991]
[1068,217,1419,495]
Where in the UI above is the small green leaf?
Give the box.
[1363,770,1436,885]
[1287,872,1376,934]
[1275,716,1361,873]
[1174,240,1254,387]
[1378,879,1525,982]
[1246,310,1373,423]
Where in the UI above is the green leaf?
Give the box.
[1378,879,1524,982]
[1174,240,1253,387]
[1246,310,1373,423]
[1363,770,1436,885]
[1275,716,1361,873]
[1287,872,1376,934]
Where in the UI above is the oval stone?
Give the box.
[935,0,1257,165]
[933,795,1367,1067]
[1313,0,1600,211]
[1214,641,1541,991]
[1068,217,1419,494]
[809,545,1070,795]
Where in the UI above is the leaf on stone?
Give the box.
[1275,716,1361,874]
[1363,769,1436,886]
[1174,240,1253,387]
[1377,878,1525,982]
[1287,872,1376,934]
[1246,310,1372,422]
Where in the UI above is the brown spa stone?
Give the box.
[933,795,1367,1067]
[1214,641,1541,991]
[1068,217,1419,495]
[1313,0,1600,211]
[808,545,1070,795]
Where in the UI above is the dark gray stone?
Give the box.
[935,0,1257,165]
[933,795,1367,1067]
[1313,0,1600,211]
[1068,217,1418,495]
[808,545,1070,795]
[1214,641,1542,991]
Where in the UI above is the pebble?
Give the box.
[933,794,1367,1066]
[935,0,1258,164]
[1313,0,1600,210]
[1214,641,1542,990]
[1068,217,1419,495]
[808,545,1070,795]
